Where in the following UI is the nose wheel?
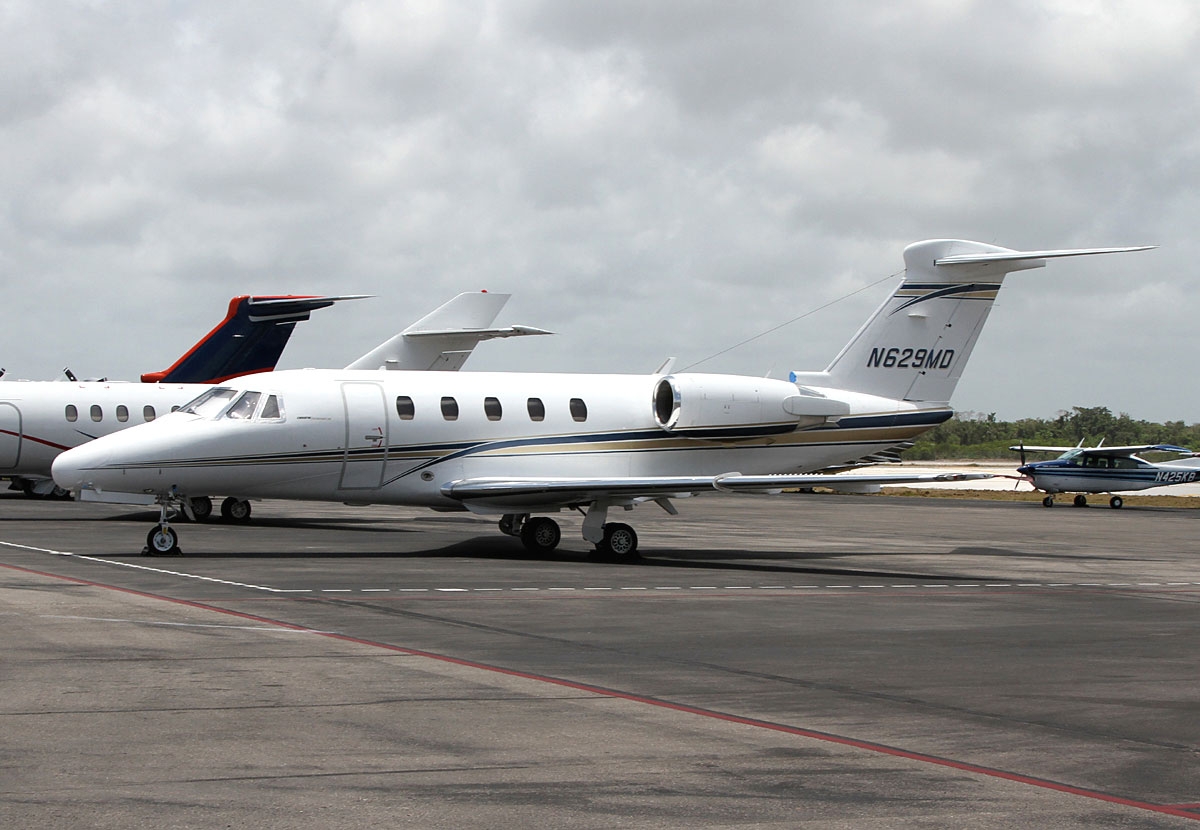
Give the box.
[144,525,181,556]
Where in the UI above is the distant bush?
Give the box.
[909,407,1200,460]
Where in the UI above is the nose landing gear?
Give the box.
[143,496,183,555]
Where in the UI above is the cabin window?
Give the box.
[225,391,261,420]
[441,397,459,421]
[170,406,180,412]
[90,405,103,422]
[527,397,545,422]
[143,405,156,422]
[395,396,415,420]
[570,398,588,422]
[484,397,502,421]
[116,405,129,423]
[65,405,78,423]
[260,395,282,420]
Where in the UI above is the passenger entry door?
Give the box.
[0,403,20,469]
[339,382,388,490]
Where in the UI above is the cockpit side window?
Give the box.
[260,394,283,421]
[225,391,261,420]
[182,387,238,417]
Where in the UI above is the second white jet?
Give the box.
[52,239,1151,558]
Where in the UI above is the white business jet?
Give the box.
[6,291,547,513]
[52,239,1152,558]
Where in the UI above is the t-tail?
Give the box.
[140,295,367,384]
[790,239,1153,403]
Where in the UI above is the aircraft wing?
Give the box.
[1009,444,1192,457]
[441,471,992,511]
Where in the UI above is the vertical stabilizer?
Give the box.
[791,240,1152,403]
[345,292,552,371]
[141,295,367,384]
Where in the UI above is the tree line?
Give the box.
[906,406,1200,460]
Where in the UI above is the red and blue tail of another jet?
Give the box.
[140,295,366,384]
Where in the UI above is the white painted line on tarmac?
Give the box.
[0,540,290,593]
[39,614,328,634]
[297,580,1200,595]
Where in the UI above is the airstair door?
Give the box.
[0,403,21,469]
[339,382,388,490]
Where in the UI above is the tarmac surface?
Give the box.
[2,490,1199,828]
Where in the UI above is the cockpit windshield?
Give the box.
[1058,449,1084,463]
[225,391,261,420]
[181,387,238,417]
[178,387,283,421]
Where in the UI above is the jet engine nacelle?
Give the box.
[652,374,848,435]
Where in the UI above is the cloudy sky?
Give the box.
[2,1,1197,422]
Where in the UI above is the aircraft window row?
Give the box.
[1082,455,1138,469]
[65,404,158,423]
[394,396,588,423]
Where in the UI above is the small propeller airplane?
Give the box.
[50,239,1153,558]
[3,291,548,504]
[1012,442,1200,508]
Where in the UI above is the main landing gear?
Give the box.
[1040,494,1124,509]
[499,505,642,562]
[220,496,253,523]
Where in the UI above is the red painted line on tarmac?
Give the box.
[4,559,1198,822]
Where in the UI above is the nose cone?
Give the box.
[52,440,112,493]
[52,422,168,496]
[1016,464,1034,477]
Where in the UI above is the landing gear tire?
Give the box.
[1042,496,1054,508]
[220,497,252,523]
[498,514,523,537]
[1109,495,1124,509]
[189,496,213,522]
[520,517,561,554]
[592,523,640,562]
[145,526,180,556]
[1073,494,1088,508]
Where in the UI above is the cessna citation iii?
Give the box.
[52,239,1152,558]
[1013,442,1199,508]
[5,291,546,509]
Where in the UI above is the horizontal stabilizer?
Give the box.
[936,246,1155,266]
[405,324,553,339]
